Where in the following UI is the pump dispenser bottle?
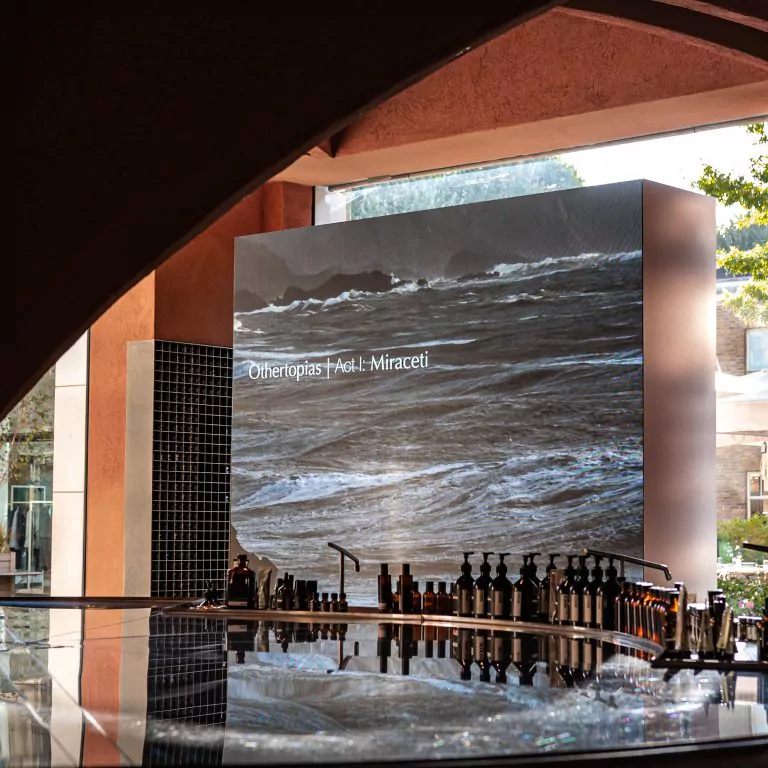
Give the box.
[523,553,541,621]
[455,552,475,617]
[474,552,494,618]
[569,556,590,627]
[596,557,621,631]
[556,556,577,625]
[539,554,560,623]
[583,556,604,629]
[490,553,512,619]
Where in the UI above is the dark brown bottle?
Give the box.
[225,554,257,609]
[320,592,331,612]
[490,553,512,619]
[399,564,414,614]
[378,564,393,613]
[596,557,621,631]
[330,593,340,612]
[555,556,577,625]
[423,581,437,614]
[412,582,422,613]
[339,592,349,613]
[473,552,494,618]
[455,552,475,617]
[275,572,290,611]
[568,556,589,627]
[436,581,451,615]
[583,557,603,629]
[538,554,559,623]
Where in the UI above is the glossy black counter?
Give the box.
[0,600,766,767]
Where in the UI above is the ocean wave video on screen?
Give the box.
[232,250,643,603]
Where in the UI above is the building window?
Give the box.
[747,470,768,517]
[746,328,768,372]
[0,368,54,593]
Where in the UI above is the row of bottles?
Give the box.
[271,572,350,613]
[377,564,452,614]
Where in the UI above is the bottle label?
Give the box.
[583,593,593,626]
[378,601,388,613]
[557,594,568,623]
[474,588,486,615]
[569,593,580,623]
[459,589,472,616]
[512,591,522,619]
[595,598,604,628]
[492,591,505,618]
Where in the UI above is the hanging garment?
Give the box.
[8,506,26,551]
[38,509,52,572]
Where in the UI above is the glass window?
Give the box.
[0,368,54,594]
[747,470,768,518]
[746,328,768,372]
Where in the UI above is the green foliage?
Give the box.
[717,573,768,617]
[717,514,768,564]
[347,156,584,220]
[696,123,768,323]
[717,221,768,251]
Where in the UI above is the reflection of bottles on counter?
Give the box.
[398,625,415,676]
[490,630,512,683]
[436,581,451,615]
[225,554,257,609]
[227,619,257,664]
[378,564,393,613]
[423,625,437,657]
[377,624,392,674]
[596,558,621,631]
[556,556,577,625]
[538,554,559,623]
[490,553,512,619]
[474,629,492,682]
[474,552,494,618]
[423,581,437,614]
[455,552,475,617]
[512,632,538,686]
[583,556,603,629]
[452,628,474,680]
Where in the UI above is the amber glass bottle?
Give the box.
[423,581,437,614]
[412,581,422,614]
[436,581,451,615]
[225,554,257,609]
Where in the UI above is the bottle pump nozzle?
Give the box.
[547,554,560,569]
[497,553,510,574]
[482,552,494,562]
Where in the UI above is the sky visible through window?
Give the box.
[327,122,763,227]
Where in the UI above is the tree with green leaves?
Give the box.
[696,123,768,323]
[347,156,584,220]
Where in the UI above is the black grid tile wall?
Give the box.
[143,614,227,766]
[152,341,233,599]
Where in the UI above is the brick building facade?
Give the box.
[716,300,768,520]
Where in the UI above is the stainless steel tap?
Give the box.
[328,542,360,600]
[583,548,672,581]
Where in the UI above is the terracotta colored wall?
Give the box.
[338,10,768,155]
[80,610,125,765]
[154,189,265,347]
[86,276,155,596]
[85,183,312,597]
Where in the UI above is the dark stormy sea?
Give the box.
[232,250,643,604]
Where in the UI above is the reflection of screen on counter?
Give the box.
[233,181,644,604]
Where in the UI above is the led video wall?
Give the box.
[233,181,644,602]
